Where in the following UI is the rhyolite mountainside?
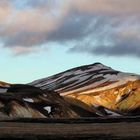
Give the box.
[31,63,140,116]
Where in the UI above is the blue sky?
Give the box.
[0,0,140,83]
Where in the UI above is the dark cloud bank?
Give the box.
[0,0,140,57]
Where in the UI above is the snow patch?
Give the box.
[23,98,34,103]
[104,109,122,116]
[0,88,8,93]
[44,106,51,114]
[92,104,100,108]
[43,94,47,97]
[116,95,121,103]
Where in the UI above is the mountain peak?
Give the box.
[92,62,104,66]
[30,62,139,93]
[30,63,140,116]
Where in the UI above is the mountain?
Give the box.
[0,83,98,119]
[0,63,140,119]
[30,63,140,116]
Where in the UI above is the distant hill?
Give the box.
[0,83,97,119]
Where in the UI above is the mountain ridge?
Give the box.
[30,62,140,94]
[30,62,140,116]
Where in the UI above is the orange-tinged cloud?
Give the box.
[0,0,140,56]
[71,0,140,15]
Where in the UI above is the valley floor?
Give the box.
[0,116,140,140]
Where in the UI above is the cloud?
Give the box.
[46,12,96,42]
[70,37,140,58]
[71,0,140,15]
[0,0,65,48]
[93,29,140,57]
[94,42,140,57]
[0,0,140,57]
[11,46,40,56]
[69,18,140,57]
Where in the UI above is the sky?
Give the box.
[0,0,140,83]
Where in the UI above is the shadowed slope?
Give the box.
[0,83,98,119]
